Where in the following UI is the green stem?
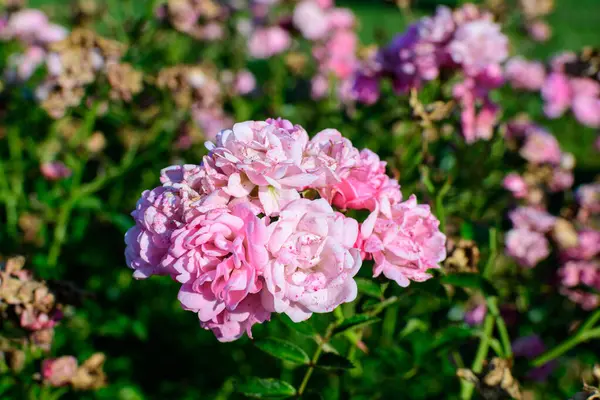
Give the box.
[482,228,497,279]
[486,297,512,358]
[531,316,600,368]
[297,324,334,397]
[461,313,495,400]
[580,309,600,333]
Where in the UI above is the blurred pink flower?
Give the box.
[6,9,48,42]
[464,303,486,326]
[527,20,552,42]
[40,161,72,181]
[42,356,78,387]
[505,57,546,91]
[509,206,556,232]
[577,183,600,214]
[519,129,562,165]
[448,19,508,75]
[248,26,291,59]
[503,173,528,199]
[362,195,446,287]
[15,46,46,80]
[506,228,550,267]
[542,73,572,118]
[192,107,233,142]
[327,8,355,30]
[311,74,329,99]
[352,73,380,105]
[261,199,361,322]
[548,168,574,192]
[559,261,600,310]
[561,230,600,261]
[293,1,329,40]
[572,95,600,128]
[234,70,256,95]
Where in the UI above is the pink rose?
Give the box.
[503,173,528,199]
[202,120,315,216]
[40,161,71,181]
[505,57,546,91]
[362,195,446,287]
[505,228,549,268]
[261,199,361,322]
[175,204,271,341]
[293,1,329,40]
[248,26,291,59]
[42,356,78,387]
[323,149,402,212]
[542,73,572,118]
[519,129,562,165]
[509,206,556,232]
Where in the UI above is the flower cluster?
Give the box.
[42,353,107,390]
[35,28,141,118]
[353,3,509,143]
[507,50,600,128]
[125,119,446,341]
[156,0,227,41]
[0,256,62,351]
[0,8,67,81]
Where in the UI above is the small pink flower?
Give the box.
[448,19,508,75]
[327,8,356,30]
[505,228,549,268]
[542,73,572,118]
[16,46,46,80]
[40,161,71,181]
[548,168,574,192]
[261,199,361,322]
[311,75,329,99]
[503,173,528,199]
[293,1,329,40]
[234,70,256,95]
[464,303,487,326]
[559,261,600,310]
[509,206,556,232]
[577,183,600,214]
[505,57,546,91]
[519,129,562,165]
[361,195,446,287]
[527,20,551,42]
[6,9,48,43]
[561,230,600,261]
[248,26,291,59]
[42,356,78,387]
[572,95,600,128]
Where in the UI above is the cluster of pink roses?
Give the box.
[352,4,508,143]
[506,52,600,129]
[125,119,446,341]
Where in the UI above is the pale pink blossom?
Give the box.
[448,19,508,75]
[175,204,271,341]
[503,173,528,199]
[327,8,355,30]
[519,129,562,165]
[542,73,572,118]
[362,195,446,287]
[509,206,556,232]
[234,70,256,95]
[248,26,291,59]
[464,303,487,326]
[40,161,72,181]
[548,169,574,192]
[6,9,48,43]
[505,228,550,268]
[311,75,329,99]
[527,20,551,42]
[561,230,600,261]
[505,57,546,91]
[559,261,600,310]
[261,199,361,322]
[293,1,329,40]
[577,183,600,214]
[42,356,78,387]
[572,95,600,128]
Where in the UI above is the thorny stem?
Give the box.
[461,313,495,400]
[531,311,600,368]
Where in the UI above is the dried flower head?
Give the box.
[106,63,143,101]
[444,238,480,274]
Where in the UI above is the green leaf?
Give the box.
[332,314,381,337]
[255,338,310,364]
[356,278,383,299]
[278,314,316,337]
[315,353,355,370]
[440,273,498,296]
[236,378,296,398]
